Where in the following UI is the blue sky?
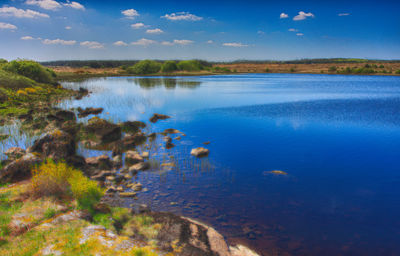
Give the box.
[0,0,399,61]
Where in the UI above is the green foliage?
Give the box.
[265,68,270,72]
[93,213,114,229]
[289,67,296,72]
[0,69,37,89]
[328,66,337,72]
[337,66,376,74]
[379,65,385,68]
[2,60,56,84]
[32,160,104,213]
[395,70,400,74]
[44,207,56,219]
[127,60,161,74]
[161,60,178,73]
[212,66,231,73]
[177,60,204,71]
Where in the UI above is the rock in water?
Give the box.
[125,151,143,166]
[149,113,170,123]
[191,147,209,157]
[78,107,103,118]
[119,121,146,133]
[84,117,121,144]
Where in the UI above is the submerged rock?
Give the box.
[128,162,150,172]
[191,147,209,157]
[120,133,147,148]
[86,155,113,170]
[77,107,103,118]
[149,113,171,123]
[266,170,288,175]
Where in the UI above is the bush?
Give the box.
[379,65,385,68]
[2,60,56,84]
[213,66,231,73]
[127,60,161,74]
[0,69,37,89]
[177,60,203,72]
[161,61,178,73]
[328,66,337,72]
[396,70,400,74]
[31,160,104,212]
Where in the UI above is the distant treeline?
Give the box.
[41,58,400,68]
[41,60,212,68]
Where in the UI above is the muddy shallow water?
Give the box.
[24,74,400,255]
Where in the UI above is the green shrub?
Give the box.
[328,66,337,72]
[161,61,178,73]
[44,207,56,219]
[127,60,161,74]
[379,65,385,68]
[265,68,270,72]
[0,69,37,89]
[31,160,104,213]
[396,70,400,74]
[2,60,56,84]
[213,66,231,73]
[177,60,203,71]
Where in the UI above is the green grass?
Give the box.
[0,69,37,89]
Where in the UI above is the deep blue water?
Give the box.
[60,74,400,255]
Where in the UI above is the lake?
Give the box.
[59,73,400,255]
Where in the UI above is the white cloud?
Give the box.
[0,22,17,30]
[161,41,174,46]
[146,28,163,34]
[172,39,193,45]
[293,11,314,21]
[257,30,265,35]
[63,1,85,10]
[296,33,304,36]
[131,38,156,46]
[338,13,350,16]
[21,36,35,40]
[80,41,104,49]
[65,26,71,29]
[162,12,202,21]
[288,28,298,32]
[26,0,61,10]
[43,38,76,45]
[222,42,248,47]
[113,40,128,46]
[0,6,49,18]
[280,13,288,19]
[122,9,139,19]
[207,40,213,44]
[131,23,145,29]
[161,39,193,46]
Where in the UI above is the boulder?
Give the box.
[141,152,149,158]
[85,155,113,170]
[28,129,76,161]
[120,133,147,149]
[149,113,170,123]
[0,153,41,183]
[91,170,114,181]
[84,117,121,144]
[78,107,104,118]
[191,147,209,157]
[128,162,150,172]
[60,120,81,136]
[124,151,143,166]
[120,121,146,134]
[4,147,26,160]
[147,133,157,141]
[55,110,76,122]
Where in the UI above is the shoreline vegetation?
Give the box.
[0,59,259,255]
[40,58,400,81]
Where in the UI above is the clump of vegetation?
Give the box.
[328,66,337,72]
[337,66,376,74]
[2,60,56,84]
[212,66,231,73]
[395,70,400,74]
[265,68,270,72]
[161,60,178,73]
[31,160,104,212]
[0,69,37,89]
[177,60,204,71]
[127,60,162,74]
[123,215,161,240]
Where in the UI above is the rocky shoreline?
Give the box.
[0,84,259,255]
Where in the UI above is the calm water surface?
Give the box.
[60,74,400,255]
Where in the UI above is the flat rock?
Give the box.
[149,113,170,123]
[191,147,209,157]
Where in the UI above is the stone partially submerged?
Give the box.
[149,113,170,123]
[84,117,121,144]
[191,147,209,157]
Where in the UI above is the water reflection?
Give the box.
[128,78,201,89]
